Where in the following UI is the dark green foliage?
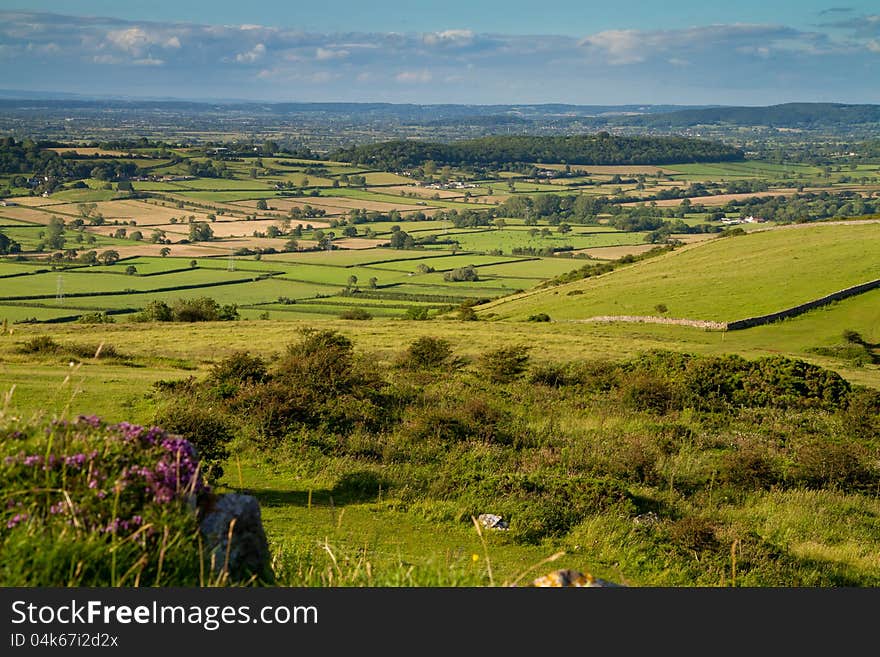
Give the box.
[396,336,461,371]
[527,313,551,322]
[447,472,636,544]
[134,297,239,322]
[477,345,530,383]
[443,265,479,282]
[403,306,430,320]
[339,307,373,320]
[77,311,115,324]
[331,134,744,168]
[207,351,268,398]
[0,230,22,255]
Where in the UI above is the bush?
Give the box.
[153,404,235,483]
[339,308,373,320]
[403,306,429,320]
[134,297,240,322]
[77,311,115,324]
[527,313,551,322]
[477,345,530,383]
[16,335,60,354]
[443,266,479,282]
[396,337,461,371]
[208,351,268,389]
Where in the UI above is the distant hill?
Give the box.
[330,134,744,168]
[626,103,880,129]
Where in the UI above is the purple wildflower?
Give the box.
[7,513,28,529]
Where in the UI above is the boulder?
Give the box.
[199,493,272,583]
[477,513,510,530]
[531,569,622,587]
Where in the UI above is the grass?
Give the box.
[480,223,880,322]
[4,315,878,587]
[447,228,648,254]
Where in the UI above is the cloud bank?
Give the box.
[0,11,877,103]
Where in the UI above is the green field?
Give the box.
[447,227,648,253]
[480,223,880,322]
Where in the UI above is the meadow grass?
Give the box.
[480,223,880,322]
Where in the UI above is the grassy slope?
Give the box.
[478,223,880,322]
[1,296,878,586]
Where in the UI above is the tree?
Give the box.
[44,216,66,250]
[125,265,138,275]
[494,217,507,230]
[159,247,171,257]
[188,222,214,242]
[256,199,268,210]
[98,250,120,266]
[347,275,358,290]
[189,259,198,268]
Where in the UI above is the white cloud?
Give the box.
[106,27,152,54]
[133,57,164,66]
[92,53,122,64]
[580,29,645,64]
[423,29,474,47]
[316,47,349,60]
[235,43,266,63]
[396,70,432,83]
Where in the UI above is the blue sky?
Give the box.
[0,2,878,104]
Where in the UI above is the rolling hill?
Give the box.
[478,222,880,323]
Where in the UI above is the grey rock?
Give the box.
[477,513,510,530]
[199,493,272,583]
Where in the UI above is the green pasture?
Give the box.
[261,249,440,266]
[480,223,880,322]
[474,258,584,278]
[0,267,266,299]
[446,228,648,254]
[373,254,520,272]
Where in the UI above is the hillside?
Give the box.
[478,222,880,323]
[627,103,880,129]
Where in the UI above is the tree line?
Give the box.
[330,133,744,169]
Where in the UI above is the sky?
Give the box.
[0,1,878,105]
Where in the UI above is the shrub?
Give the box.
[16,335,60,354]
[396,337,461,371]
[477,345,530,383]
[443,266,480,282]
[403,306,429,320]
[77,311,115,324]
[620,372,680,413]
[527,313,551,322]
[208,351,268,389]
[153,403,235,483]
[339,308,373,320]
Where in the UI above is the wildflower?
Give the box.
[6,513,28,529]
